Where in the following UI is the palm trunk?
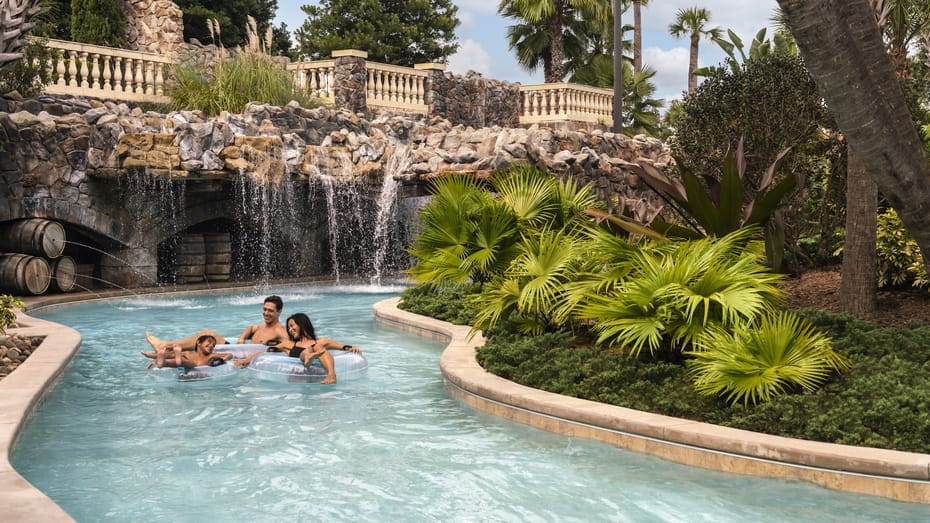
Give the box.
[546,5,566,83]
[777,0,930,269]
[839,146,876,319]
[633,0,642,71]
[688,34,699,94]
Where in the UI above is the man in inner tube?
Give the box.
[142,295,289,355]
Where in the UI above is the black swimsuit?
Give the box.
[288,344,314,359]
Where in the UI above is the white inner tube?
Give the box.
[247,350,369,383]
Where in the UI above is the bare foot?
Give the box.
[140,350,156,359]
[321,374,336,385]
[155,346,166,368]
[145,332,165,350]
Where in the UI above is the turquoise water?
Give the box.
[12,285,930,522]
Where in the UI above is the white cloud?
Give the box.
[448,39,492,76]
[643,46,689,104]
[454,0,499,16]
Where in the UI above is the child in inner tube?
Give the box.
[234,312,361,384]
[144,334,232,369]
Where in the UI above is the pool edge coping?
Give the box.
[372,297,930,505]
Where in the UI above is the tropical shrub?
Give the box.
[0,294,23,334]
[875,208,928,288]
[397,283,481,325]
[686,311,849,405]
[0,37,56,97]
[472,308,930,452]
[615,140,796,270]
[575,227,785,360]
[407,165,599,290]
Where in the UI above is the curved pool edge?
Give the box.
[0,308,80,522]
[372,297,930,504]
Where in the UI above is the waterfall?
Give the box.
[370,145,411,283]
[233,169,299,281]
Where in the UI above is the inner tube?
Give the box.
[214,343,268,359]
[247,350,369,383]
[148,360,238,383]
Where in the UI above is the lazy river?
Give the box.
[11,285,930,521]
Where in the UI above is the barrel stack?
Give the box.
[175,233,206,284]
[0,218,75,295]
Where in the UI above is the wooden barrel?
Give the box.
[50,255,77,292]
[203,232,231,281]
[0,253,51,295]
[0,219,66,258]
[175,233,205,284]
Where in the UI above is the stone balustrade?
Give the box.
[40,38,173,104]
[287,59,336,103]
[520,83,614,125]
[29,38,617,128]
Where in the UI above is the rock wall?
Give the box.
[122,0,184,56]
[0,95,672,286]
[428,71,521,128]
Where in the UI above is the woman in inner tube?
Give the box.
[235,312,361,384]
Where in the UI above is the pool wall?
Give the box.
[0,307,80,522]
[372,297,930,504]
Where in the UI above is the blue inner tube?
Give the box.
[146,344,266,382]
[247,350,369,383]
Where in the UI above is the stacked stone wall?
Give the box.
[429,71,521,128]
[122,0,184,56]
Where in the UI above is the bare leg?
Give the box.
[154,346,167,368]
[318,351,337,384]
[145,329,227,351]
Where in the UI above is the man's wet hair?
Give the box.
[265,295,283,312]
[196,334,216,345]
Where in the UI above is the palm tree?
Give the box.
[775,0,930,275]
[503,4,591,81]
[570,58,663,135]
[632,0,649,71]
[668,6,722,94]
[498,0,611,83]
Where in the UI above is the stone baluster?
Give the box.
[78,51,90,88]
[133,58,143,94]
[54,52,67,87]
[67,50,78,87]
[101,55,112,91]
[154,63,165,96]
[144,61,154,95]
[113,57,125,94]
[89,53,100,89]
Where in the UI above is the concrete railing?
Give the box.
[520,83,614,125]
[366,61,429,114]
[30,39,614,127]
[287,59,336,103]
[40,38,173,104]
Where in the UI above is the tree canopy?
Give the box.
[295,0,459,65]
[174,0,278,50]
[70,0,126,47]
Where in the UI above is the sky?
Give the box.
[273,0,780,108]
